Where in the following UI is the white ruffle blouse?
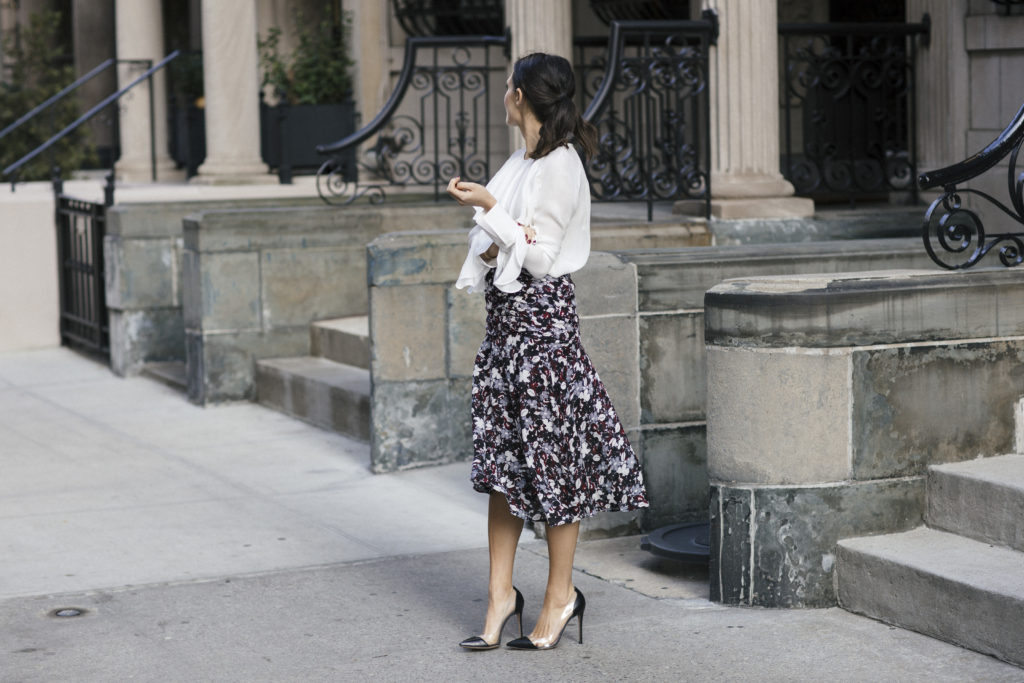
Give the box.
[455,144,591,294]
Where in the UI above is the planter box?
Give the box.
[260,101,357,184]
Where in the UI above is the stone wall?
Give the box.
[181,204,474,404]
[705,268,1024,607]
[105,198,328,376]
[367,233,936,535]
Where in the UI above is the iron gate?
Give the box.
[55,192,109,356]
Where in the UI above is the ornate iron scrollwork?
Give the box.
[779,20,930,206]
[315,34,507,206]
[919,102,1024,270]
[391,0,503,37]
[582,17,717,220]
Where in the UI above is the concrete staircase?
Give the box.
[836,454,1024,667]
[255,317,371,441]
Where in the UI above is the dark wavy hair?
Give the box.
[512,52,598,161]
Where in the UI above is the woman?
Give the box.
[446,52,648,651]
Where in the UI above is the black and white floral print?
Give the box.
[471,269,649,526]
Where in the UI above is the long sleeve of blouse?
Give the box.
[455,144,591,293]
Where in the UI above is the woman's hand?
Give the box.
[447,176,497,211]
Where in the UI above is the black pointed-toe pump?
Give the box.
[459,587,525,651]
[506,588,585,650]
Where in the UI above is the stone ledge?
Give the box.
[705,268,1024,347]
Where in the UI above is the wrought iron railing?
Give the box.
[4,51,179,191]
[391,0,503,37]
[919,102,1024,270]
[990,0,1024,15]
[582,16,717,220]
[315,33,509,205]
[778,18,930,206]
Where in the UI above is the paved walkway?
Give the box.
[1,348,1021,681]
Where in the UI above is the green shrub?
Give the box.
[258,5,354,105]
[0,10,97,182]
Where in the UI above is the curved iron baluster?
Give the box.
[315,33,507,206]
[583,16,716,219]
[920,102,1024,269]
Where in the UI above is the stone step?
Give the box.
[310,316,370,369]
[255,356,370,441]
[927,454,1024,552]
[140,361,187,391]
[836,526,1024,667]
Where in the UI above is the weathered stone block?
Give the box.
[711,478,924,607]
[573,252,637,317]
[638,424,708,530]
[108,309,185,376]
[628,238,932,313]
[371,379,472,472]
[447,285,487,378]
[181,249,201,331]
[261,248,367,328]
[709,486,753,604]
[185,327,308,404]
[579,315,639,431]
[193,251,261,332]
[706,346,851,485]
[705,269,1024,348]
[639,312,704,424]
[851,340,1024,478]
[367,231,470,287]
[105,236,179,309]
[370,284,447,381]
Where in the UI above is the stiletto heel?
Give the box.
[506,588,585,650]
[459,587,525,650]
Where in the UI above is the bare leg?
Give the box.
[527,520,581,646]
[478,492,524,642]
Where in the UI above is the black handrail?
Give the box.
[920,101,1024,269]
[316,34,508,156]
[3,50,180,185]
[919,102,1024,190]
[0,58,115,143]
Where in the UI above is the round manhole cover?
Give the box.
[49,608,88,618]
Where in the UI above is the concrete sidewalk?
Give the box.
[1,348,1021,681]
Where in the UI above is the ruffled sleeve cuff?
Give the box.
[455,225,498,293]
[475,204,527,293]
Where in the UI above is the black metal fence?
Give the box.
[316,33,509,205]
[581,16,717,220]
[55,191,110,355]
[779,19,930,206]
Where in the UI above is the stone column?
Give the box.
[701,0,813,219]
[907,0,970,175]
[72,0,117,164]
[114,0,179,182]
[350,0,390,126]
[504,0,573,151]
[193,0,271,183]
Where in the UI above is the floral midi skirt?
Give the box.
[470,269,649,526]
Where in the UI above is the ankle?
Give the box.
[488,584,515,603]
[544,584,575,608]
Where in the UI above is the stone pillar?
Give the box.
[504,0,573,151]
[114,0,179,182]
[701,0,813,219]
[193,0,271,183]
[907,0,970,175]
[72,0,117,163]
[350,0,390,126]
